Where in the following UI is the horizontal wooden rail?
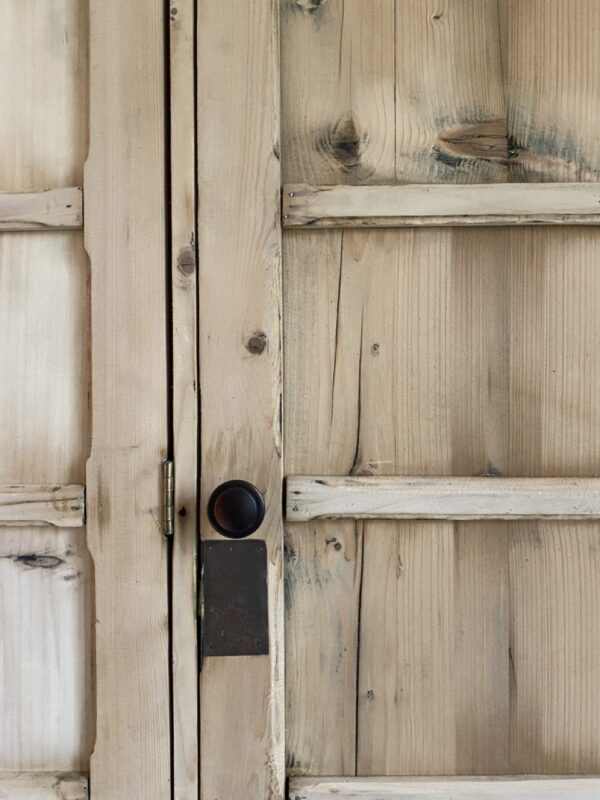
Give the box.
[282,183,600,228]
[0,187,83,231]
[290,777,600,799]
[0,772,88,798]
[0,485,85,527]
[286,476,600,522]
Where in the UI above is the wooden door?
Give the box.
[197,1,600,798]
[0,1,175,798]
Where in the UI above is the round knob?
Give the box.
[207,480,265,539]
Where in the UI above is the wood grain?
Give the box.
[283,183,600,228]
[394,0,508,184]
[0,529,92,770]
[282,0,396,186]
[285,520,363,777]
[282,0,600,779]
[290,777,600,799]
[282,0,396,777]
[503,0,600,183]
[169,0,198,797]
[0,188,83,232]
[505,228,600,773]
[284,226,516,774]
[509,523,600,773]
[284,226,600,773]
[84,0,170,797]
[197,0,284,797]
[0,485,85,527]
[287,476,600,521]
[284,230,365,776]
[358,521,456,775]
[0,0,92,773]
[0,773,87,799]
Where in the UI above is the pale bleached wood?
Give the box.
[0,528,92,769]
[285,519,363,777]
[351,230,600,775]
[509,523,600,773]
[287,476,600,521]
[283,183,600,228]
[502,6,600,764]
[84,0,170,797]
[281,0,396,776]
[453,526,510,774]
[0,0,92,772]
[285,232,508,775]
[290,777,600,799]
[197,1,284,797]
[504,0,600,183]
[395,0,508,185]
[282,0,396,186]
[0,188,82,232]
[0,485,84,527]
[0,773,87,799]
[353,6,510,770]
[283,0,600,782]
[358,522,457,775]
[169,1,198,798]
[505,229,600,770]
[283,232,365,777]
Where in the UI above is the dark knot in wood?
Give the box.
[318,112,365,170]
[246,331,268,355]
[294,0,326,13]
[177,245,196,275]
[437,119,509,164]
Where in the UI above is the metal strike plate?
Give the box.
[201,540,269,657]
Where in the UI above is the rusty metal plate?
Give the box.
[202,539,269,657]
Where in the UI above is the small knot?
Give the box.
[318,112,365,170]
[177,246,195,275]
[246,331,268,354]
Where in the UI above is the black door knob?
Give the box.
[207,480,265,539]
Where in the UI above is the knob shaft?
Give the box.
[207,480,265,539]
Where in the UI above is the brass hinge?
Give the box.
[163,459,174,536]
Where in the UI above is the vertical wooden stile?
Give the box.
[197,0,284,797]
[169,0,199,797]
[84,1,171,797]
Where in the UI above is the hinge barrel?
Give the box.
[163,459,174,536]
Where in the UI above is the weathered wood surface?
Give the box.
[282,0,600,778]
[0,773,88,799]
[0,0,92,772]
[290,777,600,799]
[0,188,83,232]
[85,0,170,797]
[169,1,198,797]
[283,184,600,228]
[0,485,85,527]
[282,0,397,776]
[197,0,284,797]
[287,477,600,521]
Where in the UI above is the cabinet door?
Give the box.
[0,2,172,798]
[196,2,600,799]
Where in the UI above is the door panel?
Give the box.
[195,0,600,795]
[0,0,92,772]
[1,0,172,794]
[283,226,600,776]
[281,0,600,784]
